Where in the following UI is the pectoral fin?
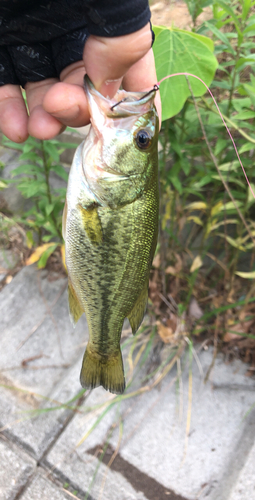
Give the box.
[127,280,148,334]
[68,280,84,327]
[79,204,103,245]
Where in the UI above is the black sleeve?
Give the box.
[0,1,151,44]
[0,0,151,87]
[84,0,151,37]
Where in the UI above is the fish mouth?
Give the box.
[84,74,157,118]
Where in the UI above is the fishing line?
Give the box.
[157,72,255,201]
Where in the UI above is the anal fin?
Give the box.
[68,280,84,327]
[127,279,148,334]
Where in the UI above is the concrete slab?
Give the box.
[0,148,29,214]
[44,348,255,500]
[228,439,255,500]
[0,437,35,500]
[0,356,86,460]
[0,264,89,460]
[0,265,87,394]
[208,404,255,500]
[44,387,149,500]
[110,351,255,500]
[20,469,70,500]
[0,248,19,282]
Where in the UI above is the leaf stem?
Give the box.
[41,141,62,240]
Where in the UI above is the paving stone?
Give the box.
[228,439,255,500]
[0,264,89,460]
[209,405,255,500]
[0,355,86,460]
[0,264,87,394]
[0,437,35,500]
[44,387,148,500]
[0,248,19,281]
[44,349,255,500]
[20,469,69,500]
[0,148,29,214]
[109,351,255,500]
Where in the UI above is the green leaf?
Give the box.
[56,142,78,149]
[243,23,255,34]
[242,0,252,21]
[193,175,213,189]
[21,181,47,198]
[218,160,240,171]
[219,201,243,211]
[0,180,7,189]
[215,138,227,155]
[233,110,255,120]
[247,183,255,204]
[51,164,68,181]
[45,204,55,216]
[212,80,231,89]
[19,152,42,163]
[153,25,167,39]
[236,270,255,279]
[232,97,252,112]
[37,243,58,269]
[153,28,218,121]
[211,175,245,189]
[42,234,55,242]
[26,230,34,248]
[43,142,59,163]
[204,20,235,54]
[171,176,182,194]
[216,1,241,29]
[11,164,43,176]
[217,234,245,251]
[236,56,255,70]
[2,139,24,151]
[239,142,255,154]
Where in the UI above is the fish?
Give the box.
[63,75,159,394]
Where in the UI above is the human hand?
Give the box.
[0,23,161,143]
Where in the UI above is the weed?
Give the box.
[1,133,77,265]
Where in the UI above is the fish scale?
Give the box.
[63,75,159,394]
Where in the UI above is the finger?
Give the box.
[43,62,90,127]
[123,49,162,127]
[25,79,66,140]
[0,85,28,142]
[83,23,152,98]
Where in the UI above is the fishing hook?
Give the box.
[110,84,159,111]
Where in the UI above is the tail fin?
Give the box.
[80,346,125,395]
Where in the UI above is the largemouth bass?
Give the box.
[63,75,159,394]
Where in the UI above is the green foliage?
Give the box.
[2,135,77,262]
[156,0,255,334]
[153,26,218,120]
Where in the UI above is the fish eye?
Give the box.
[135,129,151,150]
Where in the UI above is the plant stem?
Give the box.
[186,76,255,246]
[226,46,241,116]
[158,122,170,296]
[41,141,62,240]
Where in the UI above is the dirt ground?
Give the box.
[150,0,212,30]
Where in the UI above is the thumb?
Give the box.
[83,23,153,98]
